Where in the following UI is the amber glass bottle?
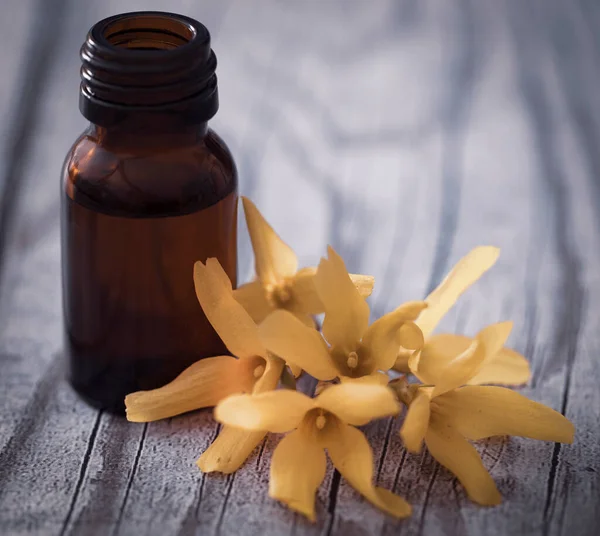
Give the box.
[61,12,237,413]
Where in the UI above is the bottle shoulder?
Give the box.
[63,127,237,217]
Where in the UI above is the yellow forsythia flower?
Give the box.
[214,383,410,521]
[394,246,531,386]
[258,246,426,381]
[234,197,375,328]
[125,258,284,473]
[399,322,574,505]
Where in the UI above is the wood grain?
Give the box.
[0,0,62,288]
[0,0,598,534]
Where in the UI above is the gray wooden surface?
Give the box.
[0,0,599,534]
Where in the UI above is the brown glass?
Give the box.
[62,12,237,413]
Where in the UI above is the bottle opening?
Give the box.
[103,14,196,51]
[80,12,218,126]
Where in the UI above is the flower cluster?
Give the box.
[125,197,574,521]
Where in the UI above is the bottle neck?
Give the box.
[80,12,218,127]
[90,118,209,150]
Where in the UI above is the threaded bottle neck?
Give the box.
[79,12,219,127]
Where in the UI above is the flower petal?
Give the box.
[392,350,411,373]
[315,246,370,351]
[425,416,501,506]
[434,322,513,396]
[233,280,274,324]
[294,313,317,329]
[350,273,376,298]
[197,425,266,474]
[258,310,338,381]
[476,321,514,359]
[397,321,425,350]
[253,354,285,394]
[339,371,390,386]
[468,346,531,386]
[410,329,529,388]
[288,363,303,378]
[417,246,500,338]
[417,333,474,366]
[361,301,427,371]
[413,322,513,396]
[288,268,324,315]
[324,422,412,519]
[194,259,267,360]
[242,196,298,283]
[433,386,575,443]
[400,389,431,453]
[214,390,314,433]
[316,382,400,425]
[269,428,327,522]
[125,356,255,422]
[429,341,481,397]
[289,268,376,317]
[407,349,422,379]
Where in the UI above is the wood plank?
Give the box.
[0,0,44,263]
[0,0,103,532]
[531,1,600,534]
[376,1,599,535]
[0,0,72,450]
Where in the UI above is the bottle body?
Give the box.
[62,124,237,412]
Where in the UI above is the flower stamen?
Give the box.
[315,414,327,430]
[266,281,293,308]
[275,285,291,304]
[347,351,359,370]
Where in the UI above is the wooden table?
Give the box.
[1,0,598,534]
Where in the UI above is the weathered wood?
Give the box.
[0,0,598,534]
[0,0,46,267]
[0,0,72,449]
[0,1,100,533]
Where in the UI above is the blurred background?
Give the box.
[2,0,600,396]
[1,0,599,314]
[1,0,599,323]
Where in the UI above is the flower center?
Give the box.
[275,285,291,304]
[346,351,359,369]
[267,281,293,308]
[253,365,266,378]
